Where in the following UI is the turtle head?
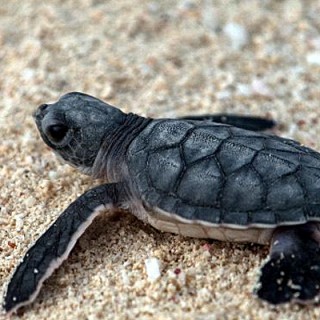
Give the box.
[34,92,126,175]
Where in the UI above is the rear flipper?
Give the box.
[3,183,125,315]
[256,222,320,304]
[179,114,276,131]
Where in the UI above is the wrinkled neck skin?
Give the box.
[92,113,151,182]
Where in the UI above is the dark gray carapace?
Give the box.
[3,92,320,314]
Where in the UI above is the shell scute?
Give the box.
[267,176,304,210]
[252,151,298,181]
[177,158,222,207]
[183,127,222,163]
[222,211,248,226]
[222,166,264,211]
[148,120,193,149]
[148,147,182,192]
[275,208,306,224]
[216,141,257,174]
[250,211,276,225]
[194,207,221,224]
[175,203,196,220]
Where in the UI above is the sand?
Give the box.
[1,0,320,319]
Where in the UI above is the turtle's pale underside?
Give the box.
[3,92,320,314]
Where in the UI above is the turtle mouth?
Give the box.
[51,149,93,176]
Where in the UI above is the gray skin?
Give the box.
[3,92,320,314]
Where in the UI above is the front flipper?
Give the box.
[179,114,276,131]
[256,222,320,304]
[3,183,125,314]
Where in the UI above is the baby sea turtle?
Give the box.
[4,92,320,314]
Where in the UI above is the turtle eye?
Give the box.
[46,124,69,143]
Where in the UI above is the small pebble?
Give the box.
[251,79,273,97]
[145,257,161,281]
[174,268,181,275]
[48,170,58,180]
[25,196,36,207]
[121,268,130,286]
[306,52,320,65]
[15,214,24,230]
[223,22,249,49]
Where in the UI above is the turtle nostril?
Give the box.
[33,103,49,120]
[39,104,48,112]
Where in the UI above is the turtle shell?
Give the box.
[127,119,320,230]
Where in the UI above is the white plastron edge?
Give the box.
[146,206,320,245]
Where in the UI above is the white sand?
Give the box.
[1,1,320,319]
